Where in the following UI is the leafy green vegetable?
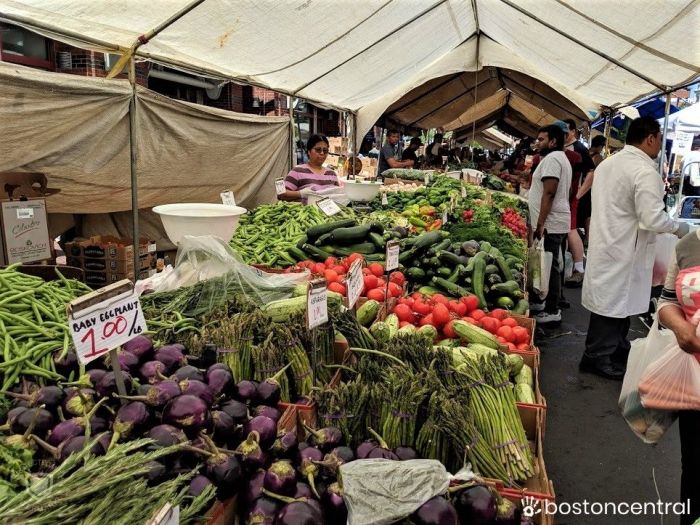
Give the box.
[0,441,33,496]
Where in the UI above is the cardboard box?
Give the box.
[0,199,52,265]
[65,235,156,260]
[67,254,154,273]
[85,268,152,288]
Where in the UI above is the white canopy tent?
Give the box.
[2,0,699,145]
[659,103,700,138]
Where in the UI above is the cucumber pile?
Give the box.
[400,232,527,313]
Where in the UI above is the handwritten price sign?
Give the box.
[306,279,329,330]
[69,283,148,365]
[346,260,363,308]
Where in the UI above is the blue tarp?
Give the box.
[592,98,679,137]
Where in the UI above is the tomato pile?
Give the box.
[293,254,406,301]
[501,207,527,238]
[392,293,531,351]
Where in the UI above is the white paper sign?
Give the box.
[461,185,467,198]
[385,240,400,272]
[275,179,287,195]
[424,173,431,185]
[69,287,148,365]
[317,198,341,216]
[220,190,236,206]
[146,503,179,525]
[442,209,448,224]
[672,131,694,154]
[16,208,34,219]
[346,260,363,308]
[381,193,389,206]
[307,281,329,329]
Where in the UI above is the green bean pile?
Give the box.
[230,202,354,267]
[0,265,91,390]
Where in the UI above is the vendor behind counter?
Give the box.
[278,134,339,204]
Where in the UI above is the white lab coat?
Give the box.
[582,146,680,318]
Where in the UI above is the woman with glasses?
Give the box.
[279,134,339,203]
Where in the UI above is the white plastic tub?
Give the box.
[343,180,383,202]
[153,203,247,244]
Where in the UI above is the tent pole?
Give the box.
[603,111,612,157]
[659,93,671,177]
[352,113,358,178]
[288,96,295,170]
[128,57,140,279]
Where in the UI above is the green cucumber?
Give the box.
[306,219,357,242]
[432,277,470,298]
[328,224,373,245]
[369,232,386,250]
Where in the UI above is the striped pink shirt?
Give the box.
[284,165,339,195]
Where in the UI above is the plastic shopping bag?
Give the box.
[528,239,552,300]
[652,233,678,287]
[639,340,700,411]
[619,318,678,443]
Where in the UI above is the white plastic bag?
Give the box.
[639,341,700,411]
[528,238,552,300]
[340,459,450,525]
[619,318,678,443]
[652,233,678,287]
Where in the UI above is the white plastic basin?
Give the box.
[153,203,247,244]
[344,180,383,202]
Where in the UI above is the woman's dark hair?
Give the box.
[626,117,661,145]
[591,135,607,148]
[538,125,565,150]
[307,134,330,152]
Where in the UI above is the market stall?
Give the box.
[0,172,554,524]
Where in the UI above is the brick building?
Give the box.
[0,22,343,146]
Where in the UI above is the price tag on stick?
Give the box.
[275,179,287,195]
[346,260,363,308]
[385,240,400,272]
[424,173,431,185]
[220,190,236,206]
[68,280,148,367]
[442,209,448,225]
[306,279,329,330]
[381,193,389,206]
[461,185,467,198]
[316,198,341,216]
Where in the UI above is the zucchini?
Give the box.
[491,280,523,298]
[513,299,529,315]
[262,293,342,322]
[413,230,448,251]
[418,286,441,296]
[417,324,438,340]
[306,219,357,242]
[368,223,385,234]
[490,248,514,281]
[357,300,380,326]
[484,264,500,275]
[369,232,386,250]
[287,246,308,262]
[438,251,467,267]
[406,267,426,279]
[296,235,308,250]
[496,296,515,309]
[328,224,372,245]
[472,257,488,309]
[398,324,417,335]
[385,314,400,337]
[452,320,500,349]
[515,383,536,404]
[302,243,334,261]
[432,277,470,298]
[447,265,464,283]
[437,267,452,278]
[370,321,391,343]
[428,238,451,256]
[340,242,377,255]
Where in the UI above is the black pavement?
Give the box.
[538,287,684,525]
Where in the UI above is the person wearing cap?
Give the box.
[581,117,690,380]
[402,137,423,166]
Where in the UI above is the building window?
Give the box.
[0,24,53,69]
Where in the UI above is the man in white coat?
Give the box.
[581,117,690,380]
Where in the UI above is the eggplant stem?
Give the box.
[182,445,215,458]
[57,406,66,423]
[23,404,46,440]
[300,421,322,441]
[107,431,121,452]
[0,390,30,401]
[83,397,108,442]
[367,427,389,450]
[261,488,299,505]
[198,431,220,455]
[29,434,59,459]
[307,474,320,499]
[447,481,479,493]
[348,347,406,367]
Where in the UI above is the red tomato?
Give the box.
[430,294,449,306]
[366,288,385,302]
[419,313,435,327]
[387,282,403,298]
[411,292,424,300]
[328,282,346,294]
[402,297,415,307]
[431,303,451,327]
[363,275,379,291]
[346,253,365,265]
[480,317,501,334]
[470,309,487,322]
[368,263,385,278]
[448,301,467,317]
[506,342,517,352]
[496,326,515,343]
[443,320,457,339]
[389,271,406,285]
[460,295,480,313]
[496,336,508,344]
[501,317,518,328]
[332,265,347,275]
[324,269,340,283]
[413,300,431,316]
[462,316,478,325]
[313,263,326,275]
[394,304,415,324]
[376,278,387,289]
[324,257,338,268]
[489,309,509,321]
[399,321,413,328]
[512,326,530,345]
[362,267,371,276]
[516,343,530,351]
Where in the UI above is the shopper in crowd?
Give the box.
[280,134,339,203]
[401,137,423,166]
[378,130,414,175]
[426,133,446,167]
[581,117,690,380]
[528,124,572,324]
[681,138,700,196]
[562,119,595,288]
[656,230,700,525]
[575,134,607,242]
